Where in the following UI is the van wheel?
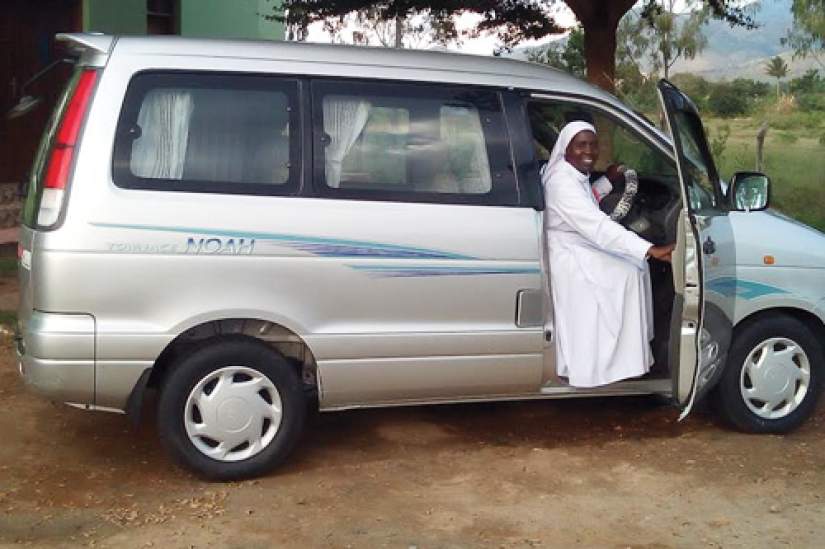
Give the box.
[713,314,822,433]
[157,336,306,480]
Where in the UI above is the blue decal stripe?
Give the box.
[707,277,788,300]
[349,265,541,277]
[91,222,475,260]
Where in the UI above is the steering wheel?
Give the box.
[598,167,639,222]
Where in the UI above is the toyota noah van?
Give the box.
[16,33,825,480]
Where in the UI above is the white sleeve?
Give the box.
[547,174,651,267]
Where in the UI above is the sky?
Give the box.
[305,8,579,56]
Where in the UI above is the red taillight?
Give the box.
[40,69,98,224]
[43,70,97,190]
[56,69,97,146]
[44,146,74,189]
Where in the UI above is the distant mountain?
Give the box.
[513,0,819,82]
[671,0,817,80]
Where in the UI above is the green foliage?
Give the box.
[645,1,709,79]
[708,82,749,117]
[616,4,710,82]
[527,26,585,78]
[618,78,660,114]
[730,78,770,99]
[797,92,825,112]
[764,56,790,80]
[671,73,711,99]
[790,69,824,93]
[709,123,731,159]
[782,0,825,66]
[670,73,711,110]
[764,56,789,99]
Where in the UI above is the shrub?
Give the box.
[708,83,750,117]
[730,78,771,100]
[710,124,731,160]
[796,93,825,113]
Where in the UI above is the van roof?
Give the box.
[59,33,618,103]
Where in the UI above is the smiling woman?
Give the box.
[541,121,675,388]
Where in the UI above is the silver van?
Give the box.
[17,33,825,480]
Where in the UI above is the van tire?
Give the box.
[713,314,822,434]
[157,336,306,480]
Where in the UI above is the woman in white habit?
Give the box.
[542,121,674,387]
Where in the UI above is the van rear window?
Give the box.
[113,72,300,195]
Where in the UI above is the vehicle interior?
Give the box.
[527,100,683,381]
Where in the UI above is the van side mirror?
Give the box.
[730,171,769,212]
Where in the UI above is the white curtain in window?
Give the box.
[323,96,371,188]
[131,89,194,179]
[441,106,492,194]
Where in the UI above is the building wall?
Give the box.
[82,0,147,34]
[179,0,283,40]
[2,0,80,185]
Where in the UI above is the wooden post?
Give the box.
[756,122,769,172]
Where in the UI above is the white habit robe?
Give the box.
[543,149,655,388]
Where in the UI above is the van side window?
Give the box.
[312,80,518,206]
[527,101,677,179]
[113,72,300,195]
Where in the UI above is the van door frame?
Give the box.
[657,80,736,417]
[518,90,684,391]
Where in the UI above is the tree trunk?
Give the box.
[565,0,636,93]
[582,20,618,91]
[395,15,403,48]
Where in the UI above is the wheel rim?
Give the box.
[740,337,811,420]
[184,366,283,462]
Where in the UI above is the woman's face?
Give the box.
[565,130,599,174]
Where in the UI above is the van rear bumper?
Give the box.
[17,353,95,405]
[17,311,95,406]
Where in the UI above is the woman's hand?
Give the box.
[648,243,676,263]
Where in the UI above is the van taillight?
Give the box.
[40,69,98,226]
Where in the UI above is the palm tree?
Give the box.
[764,56,789,99]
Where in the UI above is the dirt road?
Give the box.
[2,274,825,548]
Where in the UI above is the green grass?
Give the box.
[704,117,825,233]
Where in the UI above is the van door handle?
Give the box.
[703,236,716,255]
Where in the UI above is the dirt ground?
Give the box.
[2,275,825,549]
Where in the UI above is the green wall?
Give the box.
[81,0,284,39]
[83,0,147,34]
[180,0,284,40]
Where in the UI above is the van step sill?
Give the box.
[540,377,671,396]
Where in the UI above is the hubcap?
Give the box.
[185,366,282,462]
[740,337,810,420]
